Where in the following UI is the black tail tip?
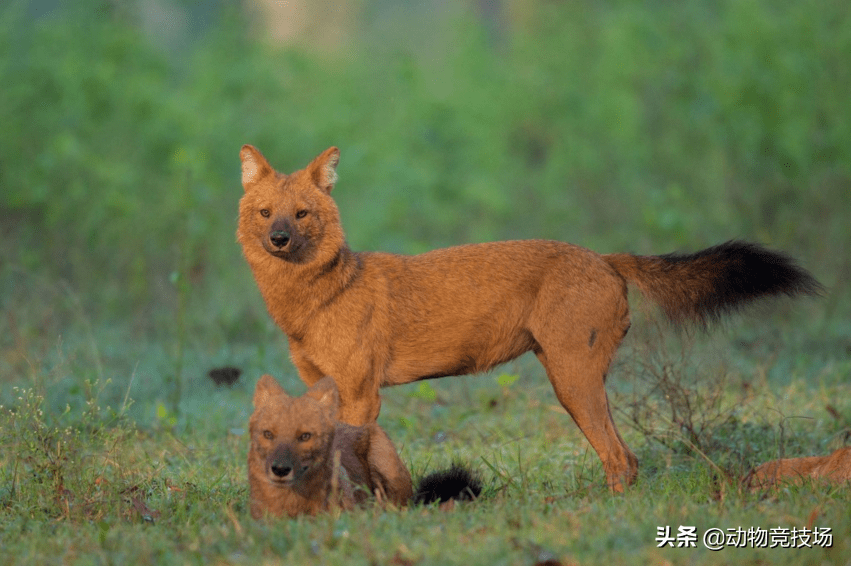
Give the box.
[413,463,482,505]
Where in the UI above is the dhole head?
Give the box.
[249,374,340,487]
[237,145,344,264]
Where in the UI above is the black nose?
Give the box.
[270,230,290,248]
[271,462,293,478]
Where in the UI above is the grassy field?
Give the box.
[2,307,848,565]
[2,1,851,564]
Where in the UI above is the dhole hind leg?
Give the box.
[535,342,637,492]
[532,297,637,492]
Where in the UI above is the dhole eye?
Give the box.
[298,432,311,442]
[295,209,308,219]
[263,430,274,440]
[260,209,271,218]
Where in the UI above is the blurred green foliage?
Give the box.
[1,0,849,339]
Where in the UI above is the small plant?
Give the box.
[408,381,438,403]
[0,380,134,522]
[495,372,519,389]
[613,317,761,483]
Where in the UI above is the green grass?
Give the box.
[2,311,850,565]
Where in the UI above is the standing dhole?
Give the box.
[237,145,822,492]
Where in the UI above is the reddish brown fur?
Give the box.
[746,447,851,489]
[238,145,821,492]
[248,375,412,519]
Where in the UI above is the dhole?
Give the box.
[248,374,413,519]
[237,145,822,492]
[746,447,851,489]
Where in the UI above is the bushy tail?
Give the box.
[413,463,482,505]
[604,240,824,326]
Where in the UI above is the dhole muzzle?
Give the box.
[266,442,311,484]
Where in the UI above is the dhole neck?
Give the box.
[253,243,360,336]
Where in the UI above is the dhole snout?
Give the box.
[267,443,310,484]
[263,217,303,257]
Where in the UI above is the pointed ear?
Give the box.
[253,374,287,408]
[307,147,340,194]
[240,145,274,191]
[304,376,340,418]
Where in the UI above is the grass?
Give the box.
[2,308,850,565]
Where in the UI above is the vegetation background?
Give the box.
[1,0,849,564]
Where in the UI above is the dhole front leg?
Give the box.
[289,342,326,386]
[366,424,414,506]
[335,378,382,426]
[289,341,381,425]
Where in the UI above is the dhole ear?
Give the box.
[307,147,340,194]
[240,145,274,191]
[253,374,287,408]
[305,376,340,418]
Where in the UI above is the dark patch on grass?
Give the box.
[208,367,242,387]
